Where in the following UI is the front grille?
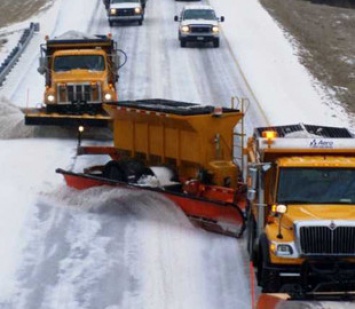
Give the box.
[117,8,135,16]
[190,25,212,33]
[57,83,102,104]
[299,225,355,256]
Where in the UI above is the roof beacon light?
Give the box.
[213,106,223,117]
[262,130,277,148]
[262,130,277,140]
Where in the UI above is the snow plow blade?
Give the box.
[23,107,111,127]
[256,293,355,309]
[56,168,246,238]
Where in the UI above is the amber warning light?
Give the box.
[262,130,277,148]
[262,130,277,139]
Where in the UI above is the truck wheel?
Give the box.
[213,39,220,48]
[138,20,143,26]
[257,234,281,293]
[109,21,113,27]
[103,160,126,182]
[260,267,281,293]
[180,40,186,48]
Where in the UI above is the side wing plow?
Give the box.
[56,168,246,238]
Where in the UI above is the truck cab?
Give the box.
[246,124,355,293]
[38,31,119,115]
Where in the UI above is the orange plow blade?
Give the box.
[160,190,245,238]
[56,168,245,237]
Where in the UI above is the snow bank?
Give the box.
[44,185,193,230]
[0,96,34,138]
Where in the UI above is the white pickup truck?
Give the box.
[107,0,144,26]
[174,5,224,48]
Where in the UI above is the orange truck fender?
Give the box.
[256,294,288,309]
[256,293,355,309]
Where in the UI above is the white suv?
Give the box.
[108,0,144,26]
[174,5,224,48]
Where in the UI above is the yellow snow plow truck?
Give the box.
[24,31,126,127]
[246,123,355,295]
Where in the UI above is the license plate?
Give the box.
[197,37,204,41]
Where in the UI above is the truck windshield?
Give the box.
[182,9,216,20]
[53,55,105,72]
[277,167,355,204]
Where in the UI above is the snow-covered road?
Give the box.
[0,0,258,308]
[0,0,354,308]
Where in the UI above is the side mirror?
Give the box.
[114,54,120,68]
[174,16,179,22]
[248,167,258,190]
[220,16,225,22]
[247,189,256,201]
[37,56,47,75]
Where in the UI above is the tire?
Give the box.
[257,233,282,293]
[109,21,113,27]
[138,19,143,26]
[260,267,281,293]
[213,39,220,48]
[180,40,186,48]
[246,206,257,264]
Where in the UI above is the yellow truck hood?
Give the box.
[282,204,355,227]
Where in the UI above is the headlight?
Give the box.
[212,26,219,33]
[47,95,55,102]
[181,25,190,33]
[276,244,293,256]
[276,204,287,214]
[270,242,296,257]
[110,8,117,15]
[134,7,142,14]
[104,93,112,101]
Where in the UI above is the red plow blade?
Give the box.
[56,168,245,238]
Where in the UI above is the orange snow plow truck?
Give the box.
[246,124,355,307]
[54,100,355,307]
[56,99,247,237]
[24,31,125,127]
